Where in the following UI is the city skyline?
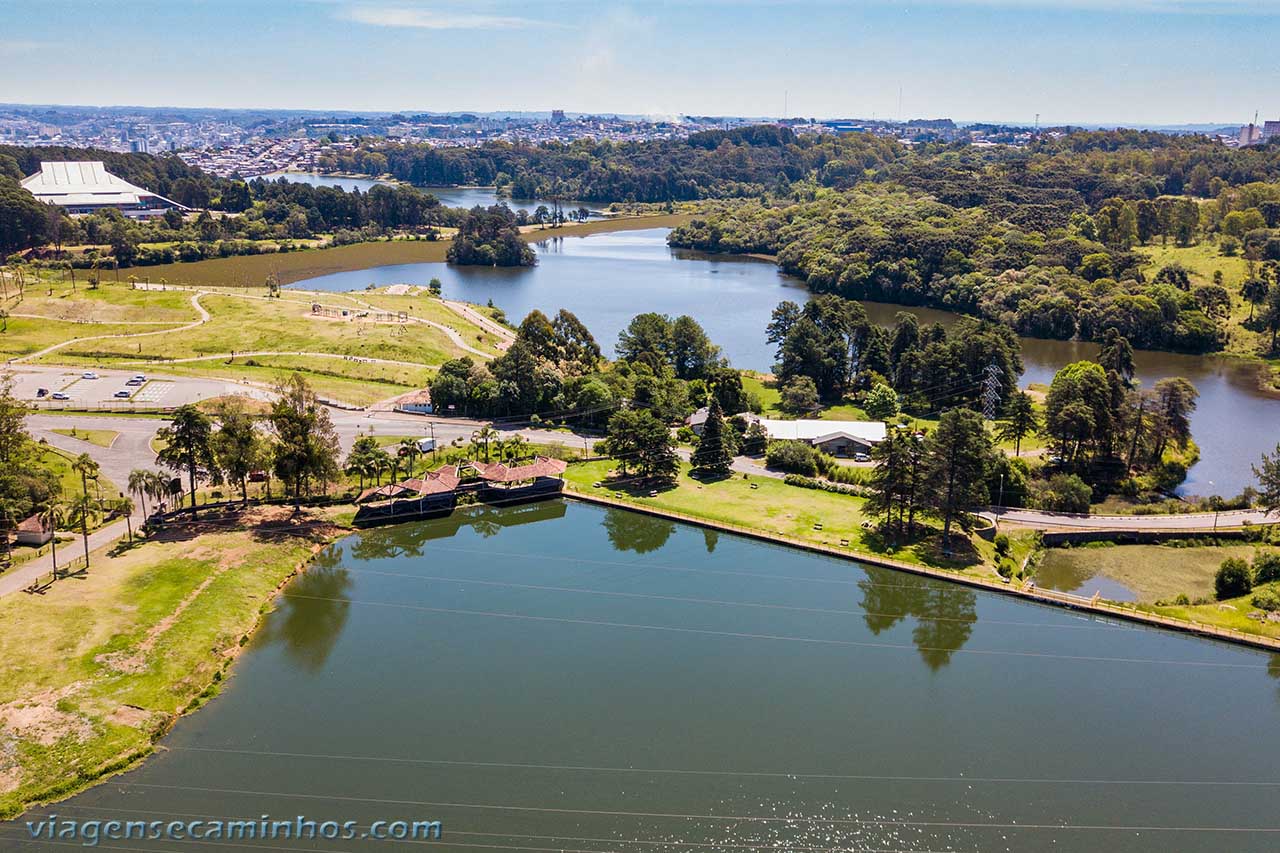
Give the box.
[1,0,1278,126]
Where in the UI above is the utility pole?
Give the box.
[982,362,1003,421]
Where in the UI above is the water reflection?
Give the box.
[603,507,675,554]
[260,547,352,672]
[858,565,977,671]
[702,528,719,554]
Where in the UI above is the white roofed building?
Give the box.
[20,161,190,218]
[686,408,886,456]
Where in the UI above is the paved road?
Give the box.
[983,506,1277,531]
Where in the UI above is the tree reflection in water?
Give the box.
[264,545,353,673]
[603,508,675,554]
[857,565,977,671]
[702,528,719,554]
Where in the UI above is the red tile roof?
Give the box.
[17,514,48,533]
[474,456,568,484]
[355,483,412,504]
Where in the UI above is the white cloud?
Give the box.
[341,4,539,30]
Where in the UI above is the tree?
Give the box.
[128,468,153,521]
[995,391,1039,456]
[1097,329,1136,386]
[1043,361,1113,462]
[690,398,733,477]
[1030,473,1092,513]
[156,405,216,517]
[70,453,99,569]
[602,409,678,484]
[923,408,992,552]
[1255,444,1280,515]
[1263,282,1280,352]
[211,397,263,505]
[863,383,899,421]
[1242,277,1269,322]
[740,421,768,456]
[616,313,674,368]
[397,437,421,478]
[780,375,819,414]
[1214,558,1252,600]
[1149,377,1198,462]
[1253,551,1280,585]
[269,375,341,508]
[471,426,499,462]
[670,315,719,380]
[345,435,382,491]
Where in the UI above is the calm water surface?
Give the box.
[289,229,1279,496]
[17,502,1280,852]
[267,174,606,217]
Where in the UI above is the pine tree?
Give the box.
[690,398,733,477]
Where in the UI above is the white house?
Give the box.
[685,408,886,456]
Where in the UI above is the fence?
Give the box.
[567,489,1280,653]
[22,553,89,595]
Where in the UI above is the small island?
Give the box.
[446,204,537,267]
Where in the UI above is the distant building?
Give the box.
[551,109,566,123]
[20,161,189,218]
[1238,124,1262,146]
[1263,121,1280,143]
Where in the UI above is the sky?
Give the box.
[1,0,1278,126]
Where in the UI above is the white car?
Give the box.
[51,392,71,401]
[81,371,99,380]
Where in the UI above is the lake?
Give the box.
[288,228,1280,497]
[267,173,606,218]
[21,502,1280,852]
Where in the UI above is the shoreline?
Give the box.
[118,213,692,289]
[565,491,1280,654]
[7,492,1278,819]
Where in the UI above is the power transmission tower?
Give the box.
[981,362,1003,421]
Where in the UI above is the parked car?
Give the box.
[125,378,144,386]
[114,389,132,398]
[51,392,70,401]
[81,371,99,380]
[35,388,48,398]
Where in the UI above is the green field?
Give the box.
[0,316,185,360]
[564,458,1012,573]
[1037,542,1264,603]
[0,509,346,817]
[8,280,200,325]
[50,428,119,448]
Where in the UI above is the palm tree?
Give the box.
[0,308,8,333]
[471,427,499,463]
[70,453,99,569]
[117,496,136,543]
[505,433,529,463]
[397,438,420,478]
[128,468,152,521]
[40,501,63,577]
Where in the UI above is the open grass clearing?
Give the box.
[4,280,199,325]
[564,458,1004,574]
[1037,541,1265,603]
[49,428,119,449]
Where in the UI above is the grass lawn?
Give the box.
[1146,581,1280,642]
[1036,542,1265,603]
[39,447,120,506]
[0,317,185,360]
[0,506,348,817]
[50,428,119,448]
[1136,242,1276,360]
[564,458,1004,573]
[145,357,431,408]
[8,280,199,325]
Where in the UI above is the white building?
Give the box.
[686,408,886,456]
[20,161,189,218]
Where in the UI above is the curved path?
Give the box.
[335,293,499,360]
[136,350,438,370]
[12,293,210,363]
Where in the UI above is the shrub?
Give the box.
[780,376,819,414]
[1251,587,1280,612]
[997,559,1016,579]
[863,383,899,420]
[993,533,1010,558]
[1031,473,1093,513]
[1214,558,1253,600]
[1173,593,1191,606]
[1253,551,1280,585]
[783,474,872,499]
[766,440,818,477]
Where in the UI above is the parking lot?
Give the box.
[4,366,275,409]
